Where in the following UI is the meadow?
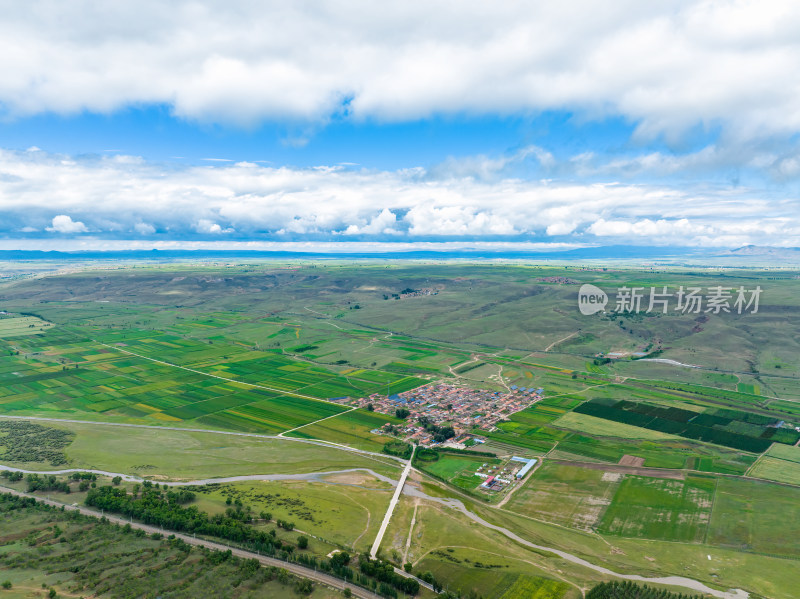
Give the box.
[595,475,715,543]
[0,494,340,599]
[2,261,800,598]
[0,419,401,480]
[192,476,394,553]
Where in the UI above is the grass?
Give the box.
[551,411,682,441]
[287,408,405,452]
[192,477,392,553]
[0,494,338,598]
[0,419,402,480]
[748,455,800,485]
[707,477,800,558]
[504,461,622,530]
[418,454,502,493]
[596,475,715,543]
[0,315,54,338]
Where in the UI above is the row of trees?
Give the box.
[84,485,419,597]
[587,581,701,599]
[359,554,421,595]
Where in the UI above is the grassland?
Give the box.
[0,495,338,598]
[192,477,393,553]
[550,411,682,441]
[417,453,502,494]
[0,315,53,338]
[707,477,800,558]
[504,461,623,530]
[596,475,715,543]
[0,419,401,480]
[3,262,800,598]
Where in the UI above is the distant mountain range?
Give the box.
[0,245,798,264]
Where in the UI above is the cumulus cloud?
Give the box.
[1,1,800,139]
[46,215,88,233]
[194,220,234,234]
[2,149,799,247]
[133,222,156,235]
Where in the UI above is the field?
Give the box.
[707,477,800,558]
[504,461,622,530]
[0,325,424,440]
[3,261,800,599]
[0,419,401,480]
[596,475,715,543]
[416,453,502,493]
[550,411,682,441]
[0,315,53,338]
[287,408,407,451]
[748,456,800,485]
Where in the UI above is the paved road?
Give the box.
[0,485,382,599]
[370,445,415,559]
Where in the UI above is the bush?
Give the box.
[297,536,309,549]
[2,580,12,589]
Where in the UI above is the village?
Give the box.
[333,382,542,447]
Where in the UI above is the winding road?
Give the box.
[0,415,750,599]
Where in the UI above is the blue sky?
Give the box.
[1,1,799,250]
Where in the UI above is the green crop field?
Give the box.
[417,453,502,492]
[551,411,683,441]
[505,461,623,530]
[748,456,800,485]
[2,262,800,599]
[707,477,800,558]
[596,475,715,542]
[0,315,54,337]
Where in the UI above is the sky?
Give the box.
[1,1,800,251]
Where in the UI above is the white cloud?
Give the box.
[1,1,800,139]
[1,148,799,247]
[344,208,401,235]
[194,219,234,234]
[133,222,156,235]
[46,214,88,233]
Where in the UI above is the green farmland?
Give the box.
[2,262,800,599]
[0,325,424,438]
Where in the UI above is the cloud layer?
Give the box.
[1,1,800,139]
[1,148,798,247]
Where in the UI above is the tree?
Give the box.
[2,580,11,589]
[403,562,413,573]
[395,408,410,419]
[297,535,309,549]
[294,579,313,595]
[367,403,374,412]
[112,476,122,486]
[343,588,352,598]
